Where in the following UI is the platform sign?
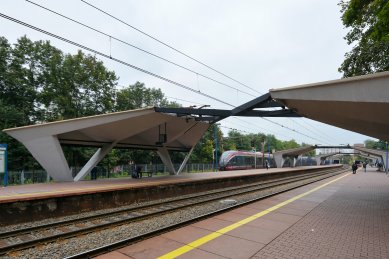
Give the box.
[0,144,8,187]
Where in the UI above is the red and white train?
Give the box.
[219,150,274,171]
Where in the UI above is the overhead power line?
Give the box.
[165,96,207,106]
[260,117,323,143]
[230,117,291,139]
[0,12,234,108]
[26,0,256,98]
[288,118,332,145]
[80,0,262,95]
[77,1,332,144]
[0,12,329,145]
[299,119,342,144]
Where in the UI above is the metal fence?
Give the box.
[0,163,216,186]
[0,170,50,185]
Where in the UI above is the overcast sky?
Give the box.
[0,0,377,147]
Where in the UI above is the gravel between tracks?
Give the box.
[3,173,340,258]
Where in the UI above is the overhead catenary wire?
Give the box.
[25,0,257,98]
[0,13,234,108]
[80,0,262,95]
[165,96,207,106]
[298,119,343,144]
[260,117,323,143]
[230,117,291,139]
[0,12,329,145]
[287,118,332,145]
[26,0,332,144]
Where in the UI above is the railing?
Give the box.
[0,163,216,186]
[0,170,50,185]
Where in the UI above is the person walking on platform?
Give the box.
[265,160,269,170]
[363,162,367,172]
[132,165,142,179]
[352,162,357,174]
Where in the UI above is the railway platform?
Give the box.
[95,166,389,259]
[0,165,338,226]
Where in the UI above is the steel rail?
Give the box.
[0,167,347,256]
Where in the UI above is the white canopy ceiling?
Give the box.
[270,71,389,141]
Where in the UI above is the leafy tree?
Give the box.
[0,99,38,170]
[41,50,118,120]
[116,82,178,111]
[0,36,119,170]
[365,139,387,149]
[339,0,389,77]
[191,125,219,163]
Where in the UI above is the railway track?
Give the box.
[0,166,348,258]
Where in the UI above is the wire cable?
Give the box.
[25,0,257,98]
[0,12,234,108]
[260,117,323,143]
[165,96,207,106]
[80,0,262,95]
[0,12,328,145]
[287,118,332,145]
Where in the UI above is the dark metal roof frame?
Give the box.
[155,93,299,123]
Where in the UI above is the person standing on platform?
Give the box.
[265,160,269,170]
[91,167,97,180]
[352,162,357,174]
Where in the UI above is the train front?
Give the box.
[219,150,236,171]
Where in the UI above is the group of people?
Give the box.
[352,161,369,174]
[132,165,142,179]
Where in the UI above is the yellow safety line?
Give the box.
[158,173,350,259]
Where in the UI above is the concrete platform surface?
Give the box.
[0,165,335,203]
[96,167,389,259]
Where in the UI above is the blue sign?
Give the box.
[0,144,8,187]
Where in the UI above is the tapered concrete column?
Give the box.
[273,153,284,168]
[316,157,322,166]
[23,136,72,181]
[74,142,117,181]
[157,147,176,175]
[176,146,195,175]
[293,156,299,167]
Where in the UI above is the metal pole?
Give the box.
[214,124,219,171]
[268,138,271,160]
[254,148,257,169]
[385,141,388,175]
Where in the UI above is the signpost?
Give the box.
[0,144,8,187]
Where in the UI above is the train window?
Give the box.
[236,156,244,165]
[230,157,237,165]
[246,157,253,164]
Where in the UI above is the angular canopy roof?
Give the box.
[3,108,210,181]
[270,71,389,141]
[4,107,209,152]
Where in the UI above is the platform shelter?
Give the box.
[3,108,209,182]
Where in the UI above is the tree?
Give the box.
[41,50,118,120]
[0,36,119,170]
[339,0,389,77]
[115,82,178,111]
[365,139,386,149]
